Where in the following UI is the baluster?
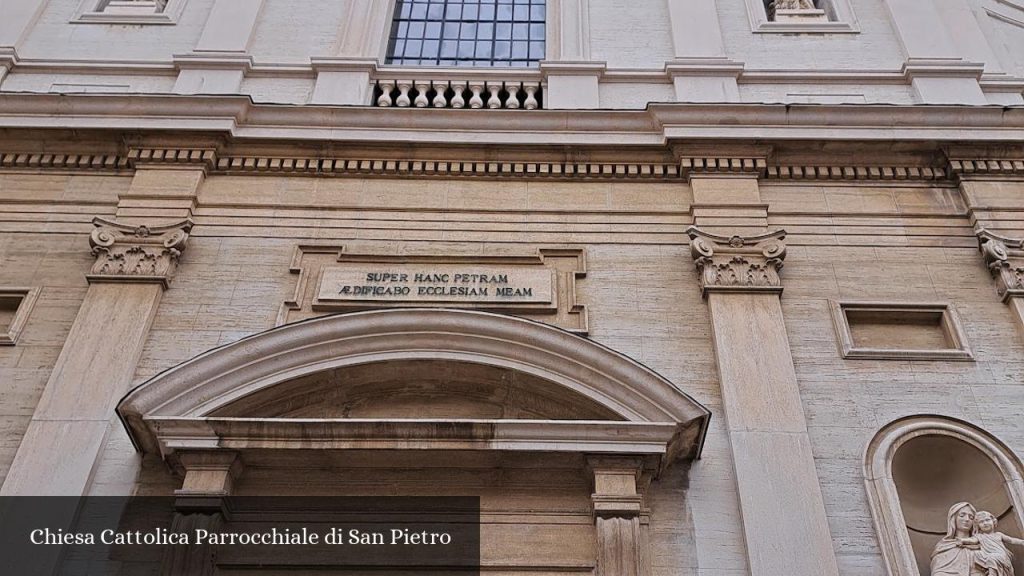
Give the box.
[396,81,412,107]
[523,83,539,110]
[414,81,430,107]
[450,81,467,108]
[432,81,448,107]
[486,83,502,109]
[468,82,485,109]
[505,82,521,109]
[377,81,395,107]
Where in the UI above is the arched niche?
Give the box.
[865,415,1024,576]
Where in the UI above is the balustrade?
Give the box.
[374,79,542,110]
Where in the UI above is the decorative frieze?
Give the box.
[976,228,1024,301]
[87,217,193,287]
[686,227,787,296]
[6,149,1008,184]
[680,156,766,176]
[949,159,1024,177]
[765,165,947,180]
[0,152,128,170]
[127,147,217,168]
[213,156,682,180]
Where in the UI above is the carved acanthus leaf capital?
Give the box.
[976,228,1024,302]
[88,217,193,287]
[686,227,787,297]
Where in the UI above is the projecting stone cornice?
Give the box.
[118,308,711,467]
[1,94,1024,146]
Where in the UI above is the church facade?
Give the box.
[1,1,1024,575]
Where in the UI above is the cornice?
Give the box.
[0,95,1023,147]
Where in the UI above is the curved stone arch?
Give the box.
[118,308,710,458]
[864,414,1024,576]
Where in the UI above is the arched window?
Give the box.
[865,416,1024,576]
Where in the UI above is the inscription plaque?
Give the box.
[281,246,587,333]
[316,265,556,306]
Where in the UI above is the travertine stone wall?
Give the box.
[0,173,122,483]
[764,180,1024,574]
[0,162,1022,573]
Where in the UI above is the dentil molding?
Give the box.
[87,217,193,287]
[686,227,787,297]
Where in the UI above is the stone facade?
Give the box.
[1,1,1023,576]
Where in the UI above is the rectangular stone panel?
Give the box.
[315,265,555,307]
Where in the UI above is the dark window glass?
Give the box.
[387,0,545,66]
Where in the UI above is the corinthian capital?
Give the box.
[686,227,787,297]
[976,228,1024,302]
[87,217,193,288]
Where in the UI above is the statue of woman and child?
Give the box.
[931,501,1024,576]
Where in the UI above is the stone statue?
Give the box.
[931,502,984,576]
[973,510,1024,576]
[774,0,818,10]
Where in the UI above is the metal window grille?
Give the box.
[387,0,546,67]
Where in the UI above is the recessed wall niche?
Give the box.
[830,301,973,361]
[893,435,1024,575]
[865,416,1024,576]
[0,288,40,346]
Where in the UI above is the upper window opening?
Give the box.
[386,0,546,67]
[764,0,833,22]
[99,0,168,14]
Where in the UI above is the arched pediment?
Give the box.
[117,309,710,468]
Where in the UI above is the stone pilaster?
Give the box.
[587,456,645,576]
[977,229,1024,334]
[686,226,840,576]
[0,218,192,496]
[172,0,264,94]
[162,453,240,576]
[309,0,392,105]
[664,0,742,102]
[882,0,987,104]
[540,0,602,109]
[0,0,47,86]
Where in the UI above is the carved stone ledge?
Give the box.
[686,227,787,297]
[977,228,1024,302]
[87,217,193,288]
